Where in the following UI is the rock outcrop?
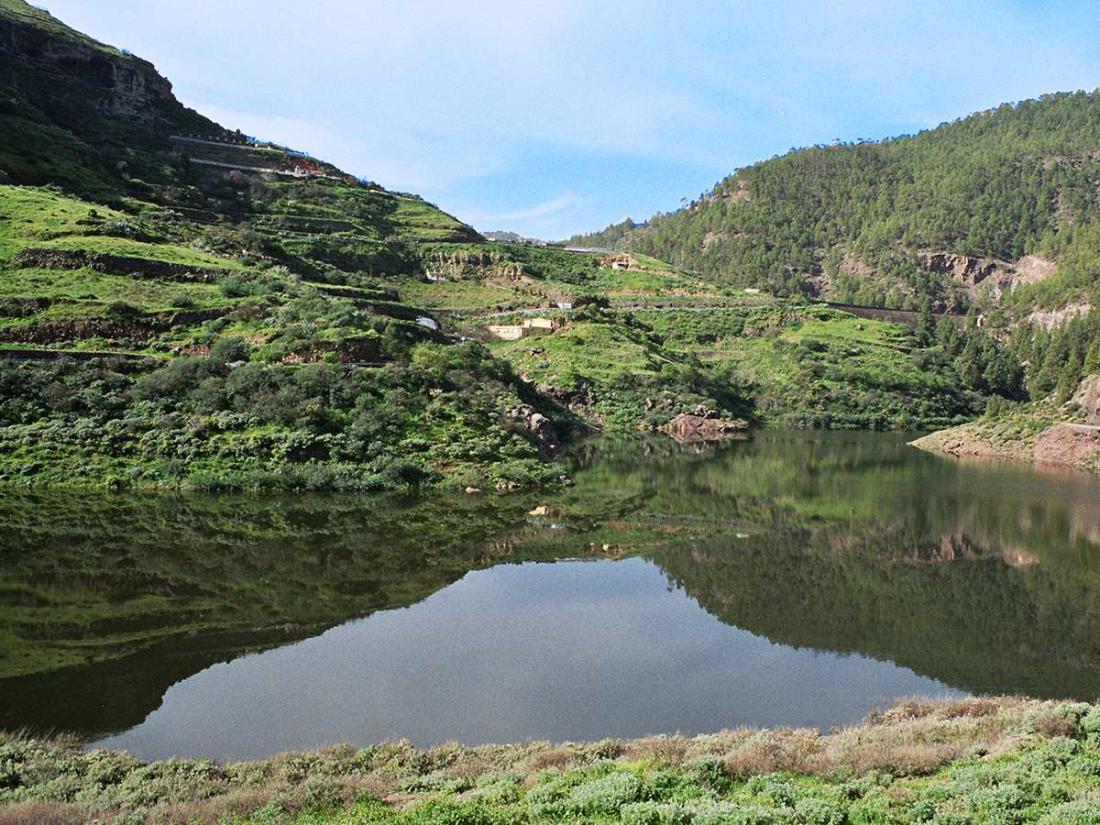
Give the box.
[919,252,1008,287]
[908,426,1007,464]
[911,374,1100,474]
[1034,423,1100,468]
[597,253,638,272]
[0,306,231,345]
[1025,302,1093,331]
[917,252,1059,304]
[0,2,218,143]
[661,407,748,444]
[508,404,561,453]
[1071,375,1100,425]
[423,250,521,281]
[13,248,229,281]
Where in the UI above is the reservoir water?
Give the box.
[1,432,1097,760]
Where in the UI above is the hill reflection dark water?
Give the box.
[1,432,1098,750]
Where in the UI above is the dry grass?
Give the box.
[0,801,86,825]
[515,696,1067,783]
[621,733,690,766]
[1,697,1093,824]
[706,697,1031,780]
[133,789,272,825]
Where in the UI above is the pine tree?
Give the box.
[1051,345,1086,404]
[957,337,984,391]
[1055,354,1083,404]
[915,296,935,346]
[935,316,962,357]
[1085,337,1100,374]
[983,350,1025,400]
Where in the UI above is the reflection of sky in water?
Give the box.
[96,558,963,761]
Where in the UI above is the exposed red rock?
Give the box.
[1034,423,1100,468]
[661,408,748,443]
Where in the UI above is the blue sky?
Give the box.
[40,1,1100,239]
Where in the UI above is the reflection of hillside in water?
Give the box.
[0,431,1098,738]
[604,433,1100,700]
[0,490,572,735]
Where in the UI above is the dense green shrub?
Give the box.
[0,341,562,491]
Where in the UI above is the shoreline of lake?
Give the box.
[3,696,1099,824]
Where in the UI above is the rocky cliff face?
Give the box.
[423,250,523,281]
[918,252,1008,287]
[0,1,217,145]
[1071,374,1100,426]
[917,251,1058,303]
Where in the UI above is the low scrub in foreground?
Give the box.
[3,698,1100,823]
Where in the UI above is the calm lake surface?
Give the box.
[1,432,1099,761]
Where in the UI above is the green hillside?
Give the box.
[572,92,1100,314]
[0,0,1090,488]
[571,93,1100,463]
[0,0,768,491]
[0,0,582,491]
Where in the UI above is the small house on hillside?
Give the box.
[487,317,561,341]
[487,324,526,341]
[600,253,637,272]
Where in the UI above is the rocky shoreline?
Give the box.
[910,375,1100,474]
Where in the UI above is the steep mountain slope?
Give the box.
[573,94,1100,471]
[574,93,1100,316]
[0,1,1078,487]
[0,0,582,491]
[0,0,223,193]
[0,0,800,490]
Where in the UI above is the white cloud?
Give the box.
[187,100,512,191]
[465,194,590,230]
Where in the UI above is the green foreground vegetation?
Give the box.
[5,699,1100,824]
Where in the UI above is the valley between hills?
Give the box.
[1,0,1098,493]
[5,4,1100,824]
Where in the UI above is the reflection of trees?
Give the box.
[565,432,1100,698]
[653,523,1100,700]
[1,431,1098,736]
[0,491,537,679]
[0,492,550,736]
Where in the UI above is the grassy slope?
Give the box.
[0,187,574,493]
[4,699,1100,824]
[0,0,589,492]
[636,304,977,429]
[487,302,980,431]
